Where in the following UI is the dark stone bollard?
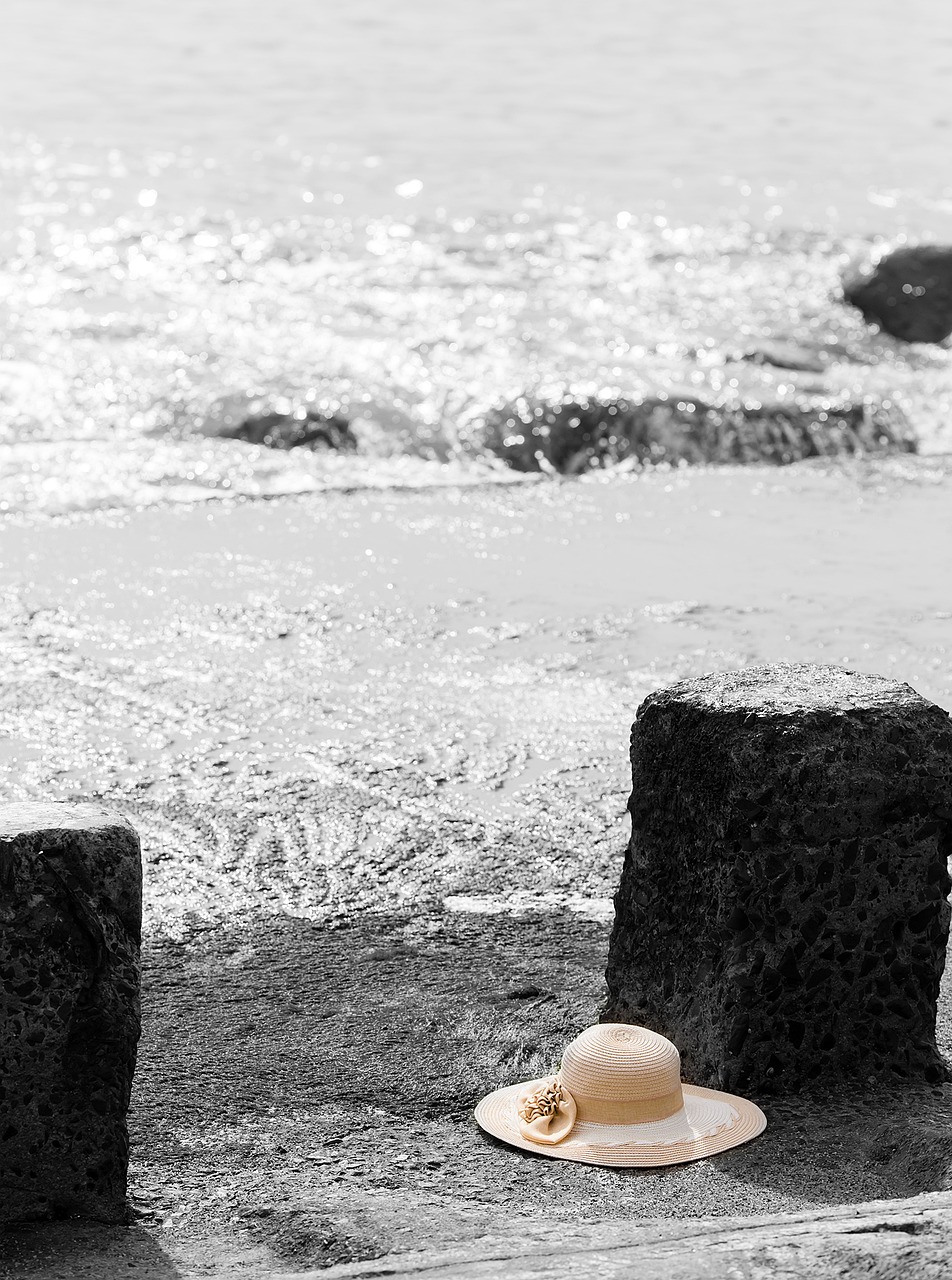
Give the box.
[604,665,952,1094]
[0,802,141,1223]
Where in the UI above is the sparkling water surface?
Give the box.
[2,0,952,513]
[5,0,952,221]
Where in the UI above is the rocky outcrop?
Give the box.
[843,245,952,343]
[0,802,142,1223]
[482,391,915,473]
[200,392,358,451]
[604,665,952,1094]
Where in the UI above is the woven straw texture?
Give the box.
[475,1024,767,1168]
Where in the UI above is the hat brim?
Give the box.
[475,1078,766,1168]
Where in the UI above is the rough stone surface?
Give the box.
[310,1196,952,1278]
[0,802,142,1223]
[843,245,952,344]
[604,665,952,1093]
[483,391,915,473]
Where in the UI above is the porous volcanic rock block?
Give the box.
[604,665,952,1093]
[0,802,141,1223]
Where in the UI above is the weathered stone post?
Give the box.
[0,802,141,1222]
[604,665,952,1093]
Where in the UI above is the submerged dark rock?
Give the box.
[201,393,358,452]
[604,664,952,1094]
[0,802,141,1223]
[483,391,916,473]
[843,245,952,344]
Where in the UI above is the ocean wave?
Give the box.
[2,182,951,515]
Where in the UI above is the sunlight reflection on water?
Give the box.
[2,0,952,514]
[1,141,951,515]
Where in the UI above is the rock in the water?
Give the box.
[604,665,952,1094]
[0,802,142,1223]
[201,392,358,451]
[843,245,952,343]
[482,391,915,473]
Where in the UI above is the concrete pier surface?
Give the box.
[0,453,951,1277]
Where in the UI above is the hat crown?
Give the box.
[560,1023,681,1103]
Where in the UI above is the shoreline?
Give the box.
[2,445,952,527]
[2,455,952,936]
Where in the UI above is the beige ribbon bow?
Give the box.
[516,1077,577,1145]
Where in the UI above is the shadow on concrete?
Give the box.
[684,1086,952,1204]
[0,1221,180,1280]
[133,908,952,1238]
[4,909,932,1276]
[695,957,952,1205]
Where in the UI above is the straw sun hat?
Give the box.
[475,1023,766,1167]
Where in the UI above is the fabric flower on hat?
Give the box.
[515,1077,577,1145]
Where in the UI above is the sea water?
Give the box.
[2,0,952,514]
